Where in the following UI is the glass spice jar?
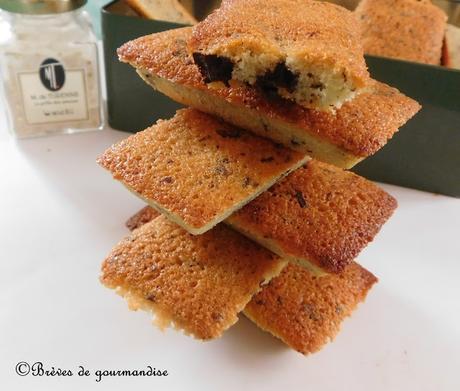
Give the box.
[0,0,102,138]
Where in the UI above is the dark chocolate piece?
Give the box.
[295,190,308,208]
[257,62,299,94]
[216,128,242,138]
[192,53,234,85]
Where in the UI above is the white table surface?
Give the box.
[0,112,459,391]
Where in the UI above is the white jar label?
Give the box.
[18,58,89,125]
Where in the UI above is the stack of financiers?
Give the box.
[98,0,420,355]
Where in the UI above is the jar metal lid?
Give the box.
[0,0,87,15]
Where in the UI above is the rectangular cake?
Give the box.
[118,27,420,168]
[101,215,286,340]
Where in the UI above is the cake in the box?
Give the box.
[356,0,447,65]
[125,0,197,24]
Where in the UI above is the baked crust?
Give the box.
[356,0,447,65]
[188,0,369,110]
[118,27,420,168]
[97,108,308,235]
[244,262,377,354]
[227,160,397,274]
[101,215,286,340]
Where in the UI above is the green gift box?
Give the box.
[101,0,460,197]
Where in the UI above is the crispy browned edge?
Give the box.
[117,27,420,163]
[244,262,378,355]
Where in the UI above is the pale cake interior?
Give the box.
[226,52,358,110]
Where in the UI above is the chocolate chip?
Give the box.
[146,293,156,302]
[295,190,307,208]
[160,176,174,184]
[192,53,234,85]
[242,177,259,188]
[260,120,269,132]
[214,164,231,176]
[216,128,242,138]
[302,303,321,321]
[256,62,299,94]
[311,82,324,90]
[211,312,224,322]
